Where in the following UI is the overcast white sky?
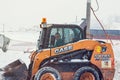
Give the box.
[0,0,120,27]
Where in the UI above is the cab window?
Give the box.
[64,28,74,44]
[49,28,63,47]
[48,26,82,48]
[64,27,82,44]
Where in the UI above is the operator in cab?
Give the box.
[54,33,63,47]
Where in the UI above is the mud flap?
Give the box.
[0,59,28,80]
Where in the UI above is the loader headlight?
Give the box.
[102,46,107,52]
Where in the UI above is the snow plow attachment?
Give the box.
[0,59,28,80]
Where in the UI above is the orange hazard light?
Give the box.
[41,18,47,24]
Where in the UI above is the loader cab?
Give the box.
[37,24,85,50]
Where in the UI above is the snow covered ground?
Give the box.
[112,40,120,80]
[0,31,120,80]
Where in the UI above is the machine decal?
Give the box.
[55,45,73,54]
[94,54,112,68]
[94,54,111,61]
[101,60,111,68]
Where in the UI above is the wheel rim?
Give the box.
[40,73,56,80]
[80,72,95,80]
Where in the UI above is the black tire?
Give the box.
[34,67,61,80]
[74,66,100,80]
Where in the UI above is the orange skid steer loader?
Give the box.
[0,19,115,80]
[0,0,115,80]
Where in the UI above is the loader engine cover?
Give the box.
[0,59,28,80]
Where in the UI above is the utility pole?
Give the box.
[86,0,91,38]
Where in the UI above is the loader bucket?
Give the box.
[0,59,28,80]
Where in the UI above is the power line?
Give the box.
[91,7,113,45]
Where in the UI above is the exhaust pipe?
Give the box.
[86,0,91,39]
